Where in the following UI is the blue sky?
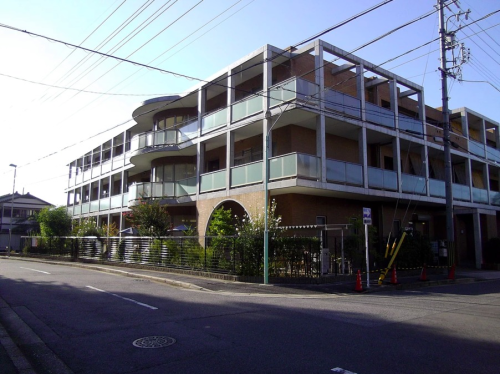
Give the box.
[1,0,499,205]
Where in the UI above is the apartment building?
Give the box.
[65,39,500,269]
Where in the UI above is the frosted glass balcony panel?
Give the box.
[82,203,90,214]
[110,195,122,209]
[200,170,226,192]
[100,198,109,211]
[90,201,99,212]
[429,179,446,198]
[490,191,500,205]
[368,167,397,191]
[232,95,263,122]
[202,108,227,134]
[231,161,263,187]
[472,187,488,203]
[175,177,196,196]
[297,154,319,179]
[453,183,470,201]
[469,140,485,158]
[399,114,423,135]
[365,102,395,128]
[401,173,426,195]
[178,120,198,142]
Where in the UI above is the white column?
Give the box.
[315,41,326,183]
[359,127,368,188]
[356,64,366,121]
[226,131,234,192]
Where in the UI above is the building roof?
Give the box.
[0,192,53,207]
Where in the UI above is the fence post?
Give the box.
[204,236,207,270]
[232,237,235,274]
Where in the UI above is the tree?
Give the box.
[72,217,102,237]
[36,206,72,237]
[208,207,235,237]
[123,199,172,238]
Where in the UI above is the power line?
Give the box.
[0,72,182,96]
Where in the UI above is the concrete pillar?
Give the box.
[461,110,469,138]
[226,131,234,192]
[393,137,402,193]
[390,79,399,130]
[356,64,366,121]
[196,143,205,197]
[359,127,368,188]
[421,146,430,196]
[227,71,234,125]
[465,158,472,201]
[315,41,326,183]
[472,211,483,269]
[197,87,206,137]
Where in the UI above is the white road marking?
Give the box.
[331,368,357,374]
[85,286,158,310]
[20,267,51,275]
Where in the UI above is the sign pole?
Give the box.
[363,207,372,289]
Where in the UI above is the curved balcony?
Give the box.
[128,177,196,206]
[130,120,198,153]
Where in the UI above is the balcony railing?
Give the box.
[469,139,485,158]
[200,170,226,193]
[175,177,197,196]
[202,108,227,135]
[472,187,488,204]
[486,146,500,163]
[128,182,175,203]
[453,183,470,201]
[324,89,361,118]
[326,159,363,186]
[269,78,319,108]
[231,161,263,187]
[365,102,395,129]
[401,173,426,195]
[429,179,446,198]
[399,114,423,135]
[110,195,122,209]
[368,167,397,191]
[232,95,263,122]
[269,153,319,181]
[130,120,198,153]
[490,191,500,206]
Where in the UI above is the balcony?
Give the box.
[472,187,488,204]
[130,119,198,153]
[399,114,423,135]
[269,78,319,108]
[202,108,227,135]
[491,191,500,206]
[128,182,175,204]
[175,177,197,196]
[232,95,263,122]
[326,159,363,186]
[453,183,470,201]
[368,167,397,191]
[269,153,319,181]
[469,139,485,158]
[365,102,395,129]
[401,173,426,195]
[200,170,226,193]
[486,146,500,162]
[429,179,446,198]
[231,161,263,187]
[324,89,361,118]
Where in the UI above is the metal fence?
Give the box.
[19,235,321,278]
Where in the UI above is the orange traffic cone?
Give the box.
[419,264,428,281]
[448,264,456,280]
[355,270,364,292]
[390,265,399,285]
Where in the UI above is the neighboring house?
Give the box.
[0,192,52,250]
[65,39,500,269]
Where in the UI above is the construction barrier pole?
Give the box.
[378,232,407,285]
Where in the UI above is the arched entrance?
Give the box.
[205,200,247,235]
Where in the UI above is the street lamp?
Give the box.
[8,164,17,257]
[263,105,287,284]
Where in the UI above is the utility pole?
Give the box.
[437,0,470,265]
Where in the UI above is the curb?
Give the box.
[0,297,73,374]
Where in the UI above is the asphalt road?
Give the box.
[1,258,499,374]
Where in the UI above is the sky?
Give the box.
[1,0,499,206]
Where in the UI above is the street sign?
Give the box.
[363,207,372,225]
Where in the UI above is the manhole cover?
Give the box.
[132,336,176,348]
